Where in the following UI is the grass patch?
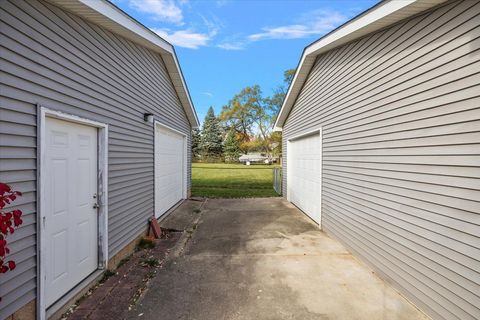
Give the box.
[141,257,160,267]
[117,254,132,268]
[136,237,155,251]
[192,163,280,198]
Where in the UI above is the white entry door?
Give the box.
[155,124,185,218]
[45,117,98,307]
[288,132,322,225]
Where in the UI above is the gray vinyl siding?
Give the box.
[282,1,480,320]
[0,0,192,317]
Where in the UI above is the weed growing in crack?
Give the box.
[99,269,116,283]
[141,257,160,268]
[145,271,156,280]
[117,254,132,268]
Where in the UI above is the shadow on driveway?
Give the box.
[128,198,427,320]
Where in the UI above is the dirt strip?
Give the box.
[64,231,182,320]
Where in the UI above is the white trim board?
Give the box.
[37,107,109,320]
[153,121,188,219]
[274,0,448,130]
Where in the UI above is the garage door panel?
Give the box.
[155,125,185,218]
[288,132,322,225]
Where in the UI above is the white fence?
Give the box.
[273,167,282,195]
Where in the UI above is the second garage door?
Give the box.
[155,124,186,218]
[287,131,322,225]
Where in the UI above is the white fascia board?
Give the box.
[273,52,315,131]
[163,53,200,128]
[304,0,417,57]
[51,0,173,54]
[274,0,447,130]
[48,0,199,128]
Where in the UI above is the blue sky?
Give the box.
[114,0,378,122]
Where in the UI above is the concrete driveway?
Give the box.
[128,198,427,320]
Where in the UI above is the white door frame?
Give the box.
[286,127,322,227]
[37,107,108,320]
[154,121,188,218]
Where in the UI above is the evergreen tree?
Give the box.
[224,129,241,163]
[191,128,201,159]
[200,107,223,160]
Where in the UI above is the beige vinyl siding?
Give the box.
[0,0,192,317]
[282,1,480,319]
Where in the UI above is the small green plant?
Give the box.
[99,269,116,283]
[136,237,155,251]
[74,293,87,306]
[141,258,159,267]
[117,254,132,268]
[145,271,156,280]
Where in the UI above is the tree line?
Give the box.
[192,69,295,163]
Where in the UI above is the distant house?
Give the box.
[274,1,480,319]
[239,153,277,165]
[0,0,198,319]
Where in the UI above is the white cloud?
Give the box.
[214,9,346,50]
[249,24,314,41]
[248,10,346,41]
[216,0,229,7]
[216,42,245,50]
[129,0,183,24]
[152,28,215,49]
[149,13,220,49]
[216,33,246,50]
[201,92,214,97]
[199,14,224,31]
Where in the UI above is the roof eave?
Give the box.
[48,0,200,128]
[274,0,448,130]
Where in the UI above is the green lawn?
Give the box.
[192,163,281,198]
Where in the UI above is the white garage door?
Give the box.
[44,117,98,307]
[155,124,186,218]
[288,132,322,225]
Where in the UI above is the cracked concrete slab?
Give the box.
[129,198,427,320]
[160,200,204,231]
